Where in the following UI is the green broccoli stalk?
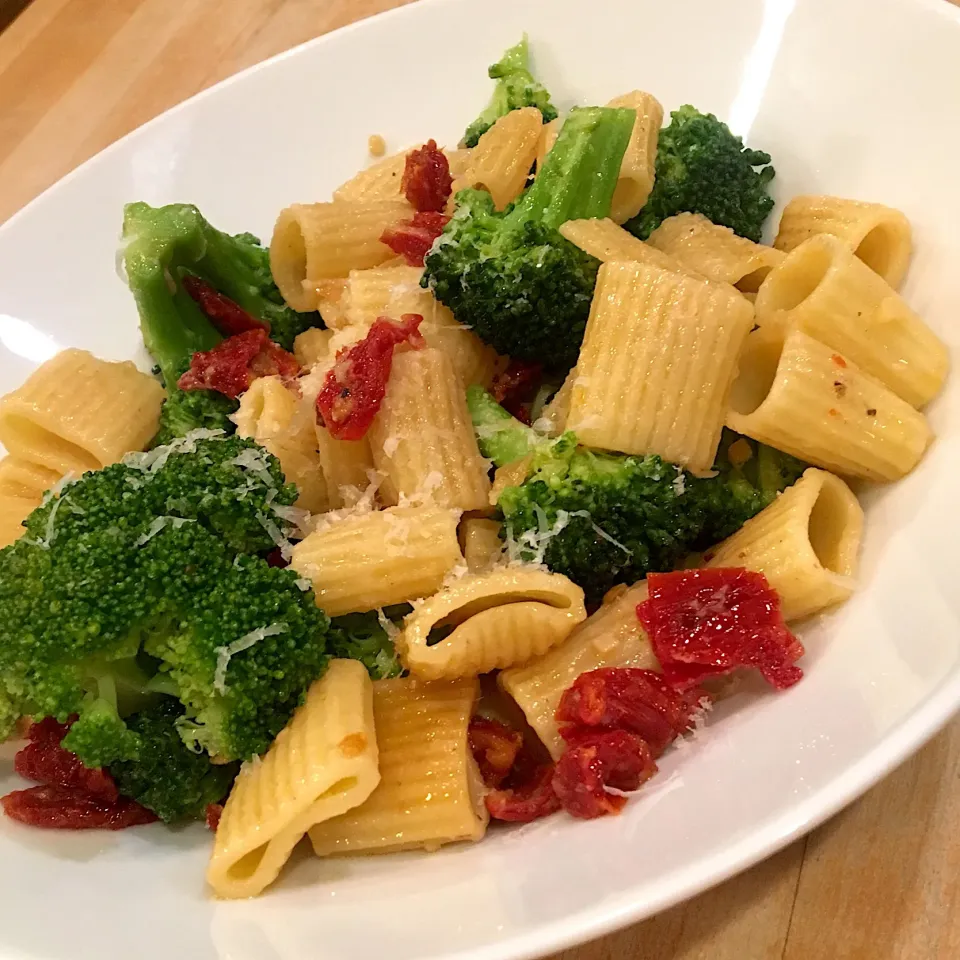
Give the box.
[497,428,805,605]
[466,385,539,466]
[0,433,330,768]
[122,203,321,443]
[625,106,776,242]
[328,609,406,681]
[424,106,635,372]
[110,699,239,823]
[462,35,559,148]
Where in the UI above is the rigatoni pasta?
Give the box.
[396,567,586,680]
[207,660,379,899]
[290,505,464,616]
[706,468,863,620]
[0,349,164,477]
[0,493,41,548]
[754,234,947,407]
[726,327,931,481]
[606,90,663,223]
[369,347,492,511]
[0,456,60,500]
[774,195,912,289]
[459,518,503,571]
[309,676,487,855]
[569,261,754,473]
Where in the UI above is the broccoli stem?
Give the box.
[513,106,636,229]
[466,386,539,466]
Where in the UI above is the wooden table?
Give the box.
[2,1,959,957]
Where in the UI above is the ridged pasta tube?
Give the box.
[647,212,785,291]
[774,195,912,289]
[333,145,467,203]
[569,261,754,474]
[450,107,542,211]
[606,90,664,223]
[535,117,561,171]
[754,234,946,407]
[500,581,657,758]
[0,456,59,500]
[369,348,492,511]
[706,468,863,621]
[559,218,704,278]
[397,567,586,680]
[291,505,464,617]
[0,493,40,548]
[309,676,487,856]
[207,660,379,898]
[459,518,504,572]
[726,327,931,481]
[0,349,163,476]
[270,200,411,311]
[293,328,334,369]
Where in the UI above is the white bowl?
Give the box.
[1,0,959,957]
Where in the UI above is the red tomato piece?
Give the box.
[551,729,656,819]
[182,275,269,337]
[380,212,451,266]
[490,360,543,422]
[1,785,158,830]
[636,568,805,691]
[402,140,453,213]
[316,314,425,440]
[205,803,224,832]
[556,667,709,758]
[485,764,562,822]
[178,329,300,398]
[468,717,524,788]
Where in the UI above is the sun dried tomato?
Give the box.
[2,785,157,830]
[551,729,656,819]
[402,140,452,213]
[14,720,118,802]
[636,568,804,691]
[182,275,269,337]
[468,717,524,788]
[178,328,300,398]
[316,314,424,440]
[556,667,708,758]
[380,212,450,266]
[485,764,561,822]
[205,803,224,832]
[490,360,543,422]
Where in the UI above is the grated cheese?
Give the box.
[213,623,289,695]
[135,515,195,546]
[123,428,226,475]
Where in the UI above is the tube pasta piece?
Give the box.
[706,468,863,621]
[293,328,334,369]
[291,505,464,617]
[489,454,533,506]
[559,218,704,278]
[754,234,946,408]
[0,456,60,500]
[533,374,574,436]
[0,349,163,477]
[309,676,486,856]
[333,150,408,202]
[315,425,375,509]
[369,348,491,511]
[450,107,542,211]
[647,212,785,291]
[726,327,931,482]
[774,195,912,289]
[535,117,561,171]
[500,581,657,758]
[606,90,664,223]
[397,567,586,680]
[0,493,41,548]
[233,377,328,513]
[569,261,754,474]
[343,264,502,387]
[459,518,504,571]
[270,201,412,311]
[207,660,378,898]
[310,280,349,330]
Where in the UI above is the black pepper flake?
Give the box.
[866,407,877,417]
[833,380,847,398]
[750,323,760,333]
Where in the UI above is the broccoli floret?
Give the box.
[466,385,539,466]
[123,203,320,442]
[497,429,805,605]
[110,699,238,823]
[328,609,406,681]
[425,106,635,372]
[625,106,776,243]
[0,433,330,767]
[462,35,559,148]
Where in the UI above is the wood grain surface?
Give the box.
[1,1,959,958]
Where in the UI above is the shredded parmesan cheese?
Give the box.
[135,516,195,546]
[213,623,289,695]
[123,428,226,475]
